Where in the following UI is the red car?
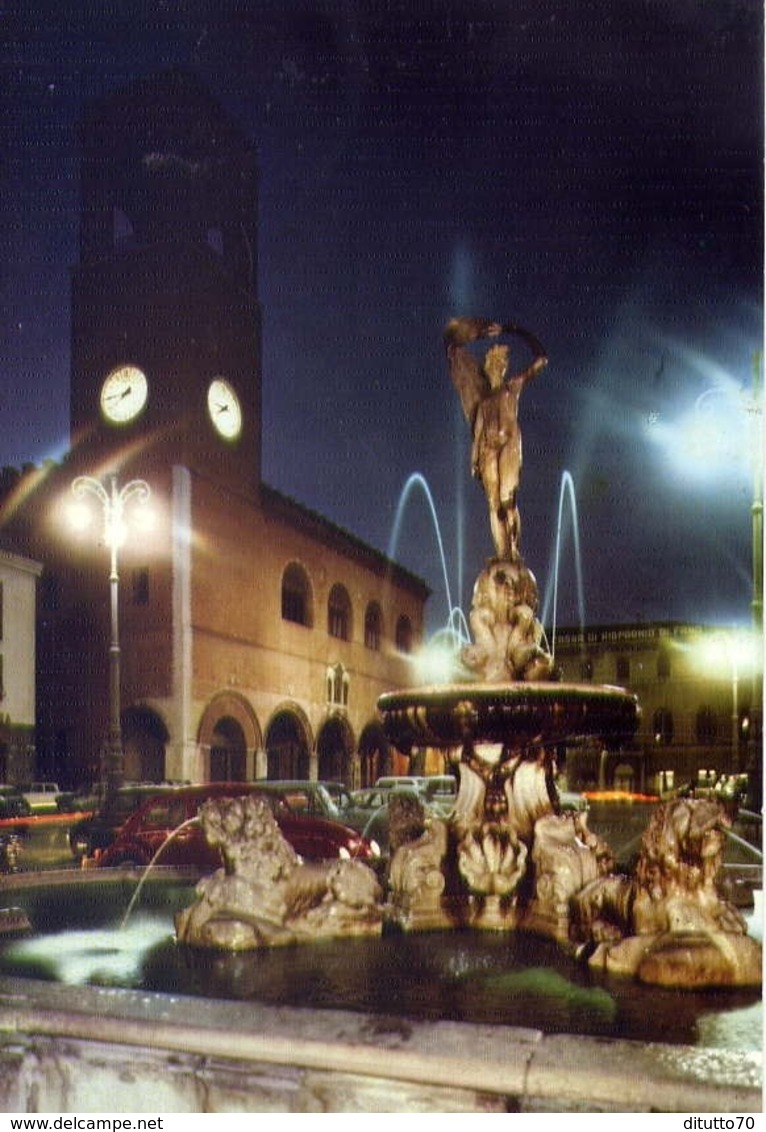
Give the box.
[94,782,379,869]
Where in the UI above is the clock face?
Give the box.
[100,365,148,423]
[207,378,242,439]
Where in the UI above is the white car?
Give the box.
[23,782,63,813]
[374,776,427,791]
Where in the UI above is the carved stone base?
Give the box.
[586,930,763,989]
[386,899,453,934]
[468,893,519,932]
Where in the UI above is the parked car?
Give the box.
[374,776,428,791]
[249,781,379,861]
[343,787,398,836]
[69,783,181,861]
[342,785,438,856]
[257,780,356,824]
[0,785,33,820]
[419,775,458,817]
[22,781,65,813]
[95,782,379,870]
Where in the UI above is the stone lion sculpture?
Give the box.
[175,793,383,950]
[570,798,762,987]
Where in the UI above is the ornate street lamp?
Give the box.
[70,473,151,794]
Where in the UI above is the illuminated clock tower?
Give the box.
[70,68,261,495]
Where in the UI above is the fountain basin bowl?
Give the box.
[378,680,640,751]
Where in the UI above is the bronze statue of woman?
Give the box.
[445,317,547,562]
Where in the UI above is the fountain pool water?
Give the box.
[0,870,761,1053]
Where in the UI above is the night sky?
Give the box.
[2,0,763,639]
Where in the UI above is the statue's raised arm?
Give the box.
[444,317,502,428]
[444,318,547,428]
[501,323,548,381]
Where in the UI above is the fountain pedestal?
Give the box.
[377,682,761,988]
[379,681,631,940]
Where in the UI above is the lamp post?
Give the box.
[729,640,743,775]
[71,473,151,795]
[696,629,757,777]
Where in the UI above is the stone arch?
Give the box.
[121,704,170,782]
[198,692,261,783]
[316,712,355,785]
[264,702,313,780]
[358,720,391,787]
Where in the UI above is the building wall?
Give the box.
[143,466,426,785]
[0,548,42,782]
[554,622,762,795]
[13,457,427,787]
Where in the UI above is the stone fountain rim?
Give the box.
[379,679,638,701]
[1,970,761,1112]
[377,679,640,748]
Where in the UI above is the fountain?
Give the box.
[0,318,760,1112]
[375,316,761,988]
[171,316,760,989]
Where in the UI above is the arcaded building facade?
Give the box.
[0,70,428,789]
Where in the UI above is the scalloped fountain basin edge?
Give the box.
[377,680,640,749]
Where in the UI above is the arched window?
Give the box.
[615,655,630,683]
[580,658,594,682]
[653,707,674,745]
[364,602,383,650]
[657,649,671,681]
[326,662,349,708]
[328,583,352,641]
[696,706,718,745]
[281,562,313,627]
[395,614,413,654]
